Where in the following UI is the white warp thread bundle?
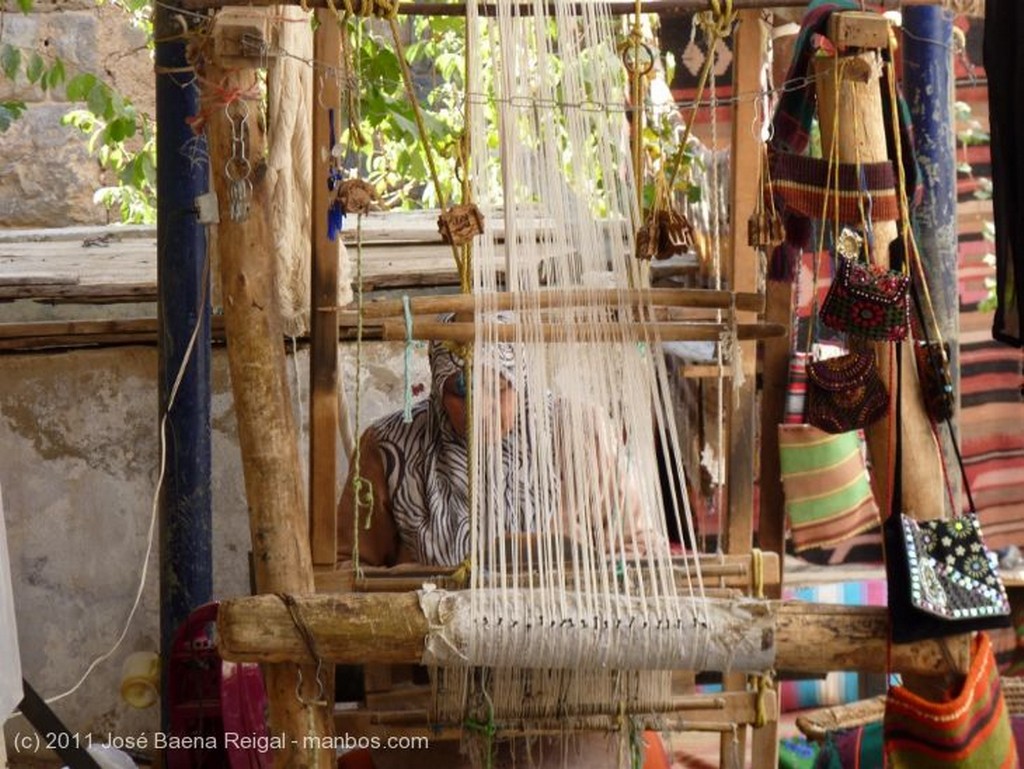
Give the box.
[424,0,726,729]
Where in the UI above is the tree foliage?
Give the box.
[0,0,156,223]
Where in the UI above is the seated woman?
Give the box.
[335,335,670,769]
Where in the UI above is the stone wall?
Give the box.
[0,1,153,227]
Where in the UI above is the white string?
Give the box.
[437,0,709,730]
[290,335,306,436]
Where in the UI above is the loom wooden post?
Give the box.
[814,35,945,522]
[727,11,771,769]
[215,592,971,678]
[757,278,793,596]
[204,59,333,769]
[309,13,341,567]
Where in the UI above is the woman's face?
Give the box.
[441,369,516,438]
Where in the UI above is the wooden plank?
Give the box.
[724,9,764,557]
[308,12,340,568]
[315,552,781,593]
[217,592,971,677]
[0,284,157,302]
[337,690,775,738]
[725,14,767,764]
[758,279,793,597]
[0,224,155,243]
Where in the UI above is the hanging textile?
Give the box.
[983,0,1024,346]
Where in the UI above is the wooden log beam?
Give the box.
[815,40,945,520]
[216,591,970,677]
[183,0,953,15]
[204,59,333,769]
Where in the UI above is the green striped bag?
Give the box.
[778,424,880,552]
[885,632,1018,769]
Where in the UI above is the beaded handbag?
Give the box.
[819,255,910,341]
[884,350,1011,644]
[805,351,889,434]
[885,511,1010,643]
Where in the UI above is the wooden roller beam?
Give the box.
[357,288,765,319]
[335,689,777,736]
[216,592,970,677]
[341,319,787,344]
[314,552,782,593]
[183,0,954,15]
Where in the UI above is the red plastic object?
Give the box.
[166,602,271,769]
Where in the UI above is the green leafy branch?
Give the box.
[0,42,65,131]
[62,72,156,223]
[1,0,155,223]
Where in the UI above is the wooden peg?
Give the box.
[827,11,891,53]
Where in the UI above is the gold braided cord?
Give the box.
[629,0,646,215]
[387,15,448,212]
[803,55,846,355]
[666,0,736,193]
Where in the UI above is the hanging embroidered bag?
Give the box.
[805,351,889,434]
[819,255,910,341]
[913,339,955,422]
[884,632,1017,769]
[884,334,1011,643]
[884,509,1010,643]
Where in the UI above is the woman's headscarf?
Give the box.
[369,320,529,567]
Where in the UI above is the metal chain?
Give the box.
[224,99,253,222]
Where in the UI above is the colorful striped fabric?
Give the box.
[779,425,881,552]
[785,352,810,424]
[884,632,1018,769]
[955,55,1024,552]
[771,152,900,223]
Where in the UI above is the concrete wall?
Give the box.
[0,340,425,758]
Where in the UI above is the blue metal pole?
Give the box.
[902,7,959,498]
[154,3,212,731]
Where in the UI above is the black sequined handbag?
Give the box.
[885,511,1010,643]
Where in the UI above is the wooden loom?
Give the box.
[193,4,966,768]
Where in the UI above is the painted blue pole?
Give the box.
[902,7,959,501]
[154,3,212,731]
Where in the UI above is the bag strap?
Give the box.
[891,341,903,522]
[907,277,977,514]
